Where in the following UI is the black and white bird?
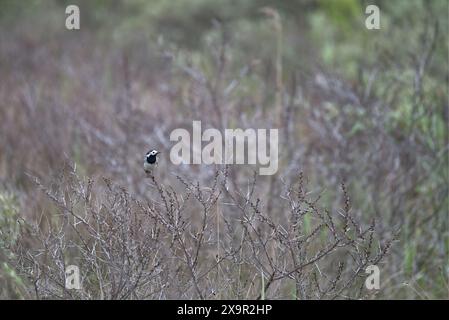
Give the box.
[144,149,160,174]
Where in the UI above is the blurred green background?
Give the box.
[0,0,447,299]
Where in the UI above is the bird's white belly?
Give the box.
[144,161,156,172]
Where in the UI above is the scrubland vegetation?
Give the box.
[0,0,447,299]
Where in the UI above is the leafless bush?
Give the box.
[3,163,393,299]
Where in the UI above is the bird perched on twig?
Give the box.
[144,149,160,175]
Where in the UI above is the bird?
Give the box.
[144,149,160,174]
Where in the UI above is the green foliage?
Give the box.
[0,192,27,299]
[0,192,19,249]
[404,240,416,277]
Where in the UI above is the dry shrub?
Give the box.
[3,163,393,299]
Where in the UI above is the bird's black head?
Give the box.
[146,149,159,164]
